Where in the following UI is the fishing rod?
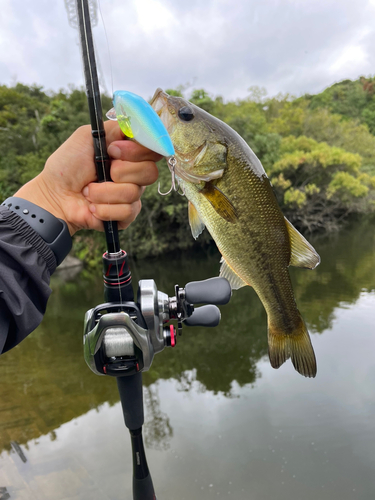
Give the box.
[75,2,155,498]
[75,1,232,498]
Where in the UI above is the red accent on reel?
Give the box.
[170,325,176,347]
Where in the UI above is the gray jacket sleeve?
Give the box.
[0,205,57,354]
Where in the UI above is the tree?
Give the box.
[269,136,375,232]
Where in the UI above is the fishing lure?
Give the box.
[107,90,181,195]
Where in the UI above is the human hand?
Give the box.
[14,121,161,235]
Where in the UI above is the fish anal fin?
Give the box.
[268,315,317,378]
[201,182,237,223]
[188,201,205,239]
[285,218,320,269]
[219,257,248,290]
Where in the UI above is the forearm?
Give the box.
[0,205,55,354]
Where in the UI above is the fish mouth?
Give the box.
[150,88,176,133]
[149,88,169,114]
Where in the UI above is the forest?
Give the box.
[0,77,374,263]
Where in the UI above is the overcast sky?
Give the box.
[1,0,375,102]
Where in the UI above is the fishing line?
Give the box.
[92,3,182,203]
[80,0,123,305]
[97,0,114,96]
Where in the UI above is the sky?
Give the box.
[1,0,375,102]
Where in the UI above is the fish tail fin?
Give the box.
[268,315,317,378]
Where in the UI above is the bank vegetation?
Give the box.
[0,78,374,263]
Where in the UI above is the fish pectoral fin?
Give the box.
[200,183,237,223]
[219,257,248,289]
[285,218,321,269]
[188,201,205,239]
[268,314,317,378]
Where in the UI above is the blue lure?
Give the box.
[107,90,181,195]
[106,90,175,158]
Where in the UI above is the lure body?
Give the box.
[107,90,175,157]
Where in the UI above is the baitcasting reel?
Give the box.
[83,277,232,377]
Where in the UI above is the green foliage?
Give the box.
[251,133,281,171]
[1,78,375,263]
[327,171,369,201]
[270,136,374,231]
[284,187,307,208]
[308,77,375,122]
[189,88,216,113]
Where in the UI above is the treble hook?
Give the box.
[158,156,182,196]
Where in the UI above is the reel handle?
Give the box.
[184,305,221,327]
[185,277,231,305]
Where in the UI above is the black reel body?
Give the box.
[83,277,232,377]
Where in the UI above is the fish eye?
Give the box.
[178,106,195,121]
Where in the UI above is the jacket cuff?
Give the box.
[0,205,57,274]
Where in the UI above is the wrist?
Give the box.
[14,175,75,235]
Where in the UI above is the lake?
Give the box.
[0,219,374,500]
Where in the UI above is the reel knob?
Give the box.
[185,277,231,305]
[184,305,221,327]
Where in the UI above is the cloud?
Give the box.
[0,0,374,101]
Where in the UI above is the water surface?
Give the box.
[0,221,374,499]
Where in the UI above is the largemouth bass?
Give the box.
[150,88,320,378]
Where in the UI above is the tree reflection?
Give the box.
[0,219,374,454]
[144,385,173,451]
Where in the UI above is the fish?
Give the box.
[150,88,320,378]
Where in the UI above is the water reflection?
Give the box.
[1,289,375,500]
[144,385,173,451]
[0,219,374,498]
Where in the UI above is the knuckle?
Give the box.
[109,161,122,182]
[124,201,141,224]
[127,184,142,202]
[122,184,138,203]
[143,162,159,185]
[134,199,142,216]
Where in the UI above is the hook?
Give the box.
[158,156,185,196]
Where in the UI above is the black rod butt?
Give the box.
[133,474,156,500]
[116,373,144,430]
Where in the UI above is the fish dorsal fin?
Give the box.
[219,257,248,289]
[285,218,320,269]
[188,201,205,239]
[200,182,237,223]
